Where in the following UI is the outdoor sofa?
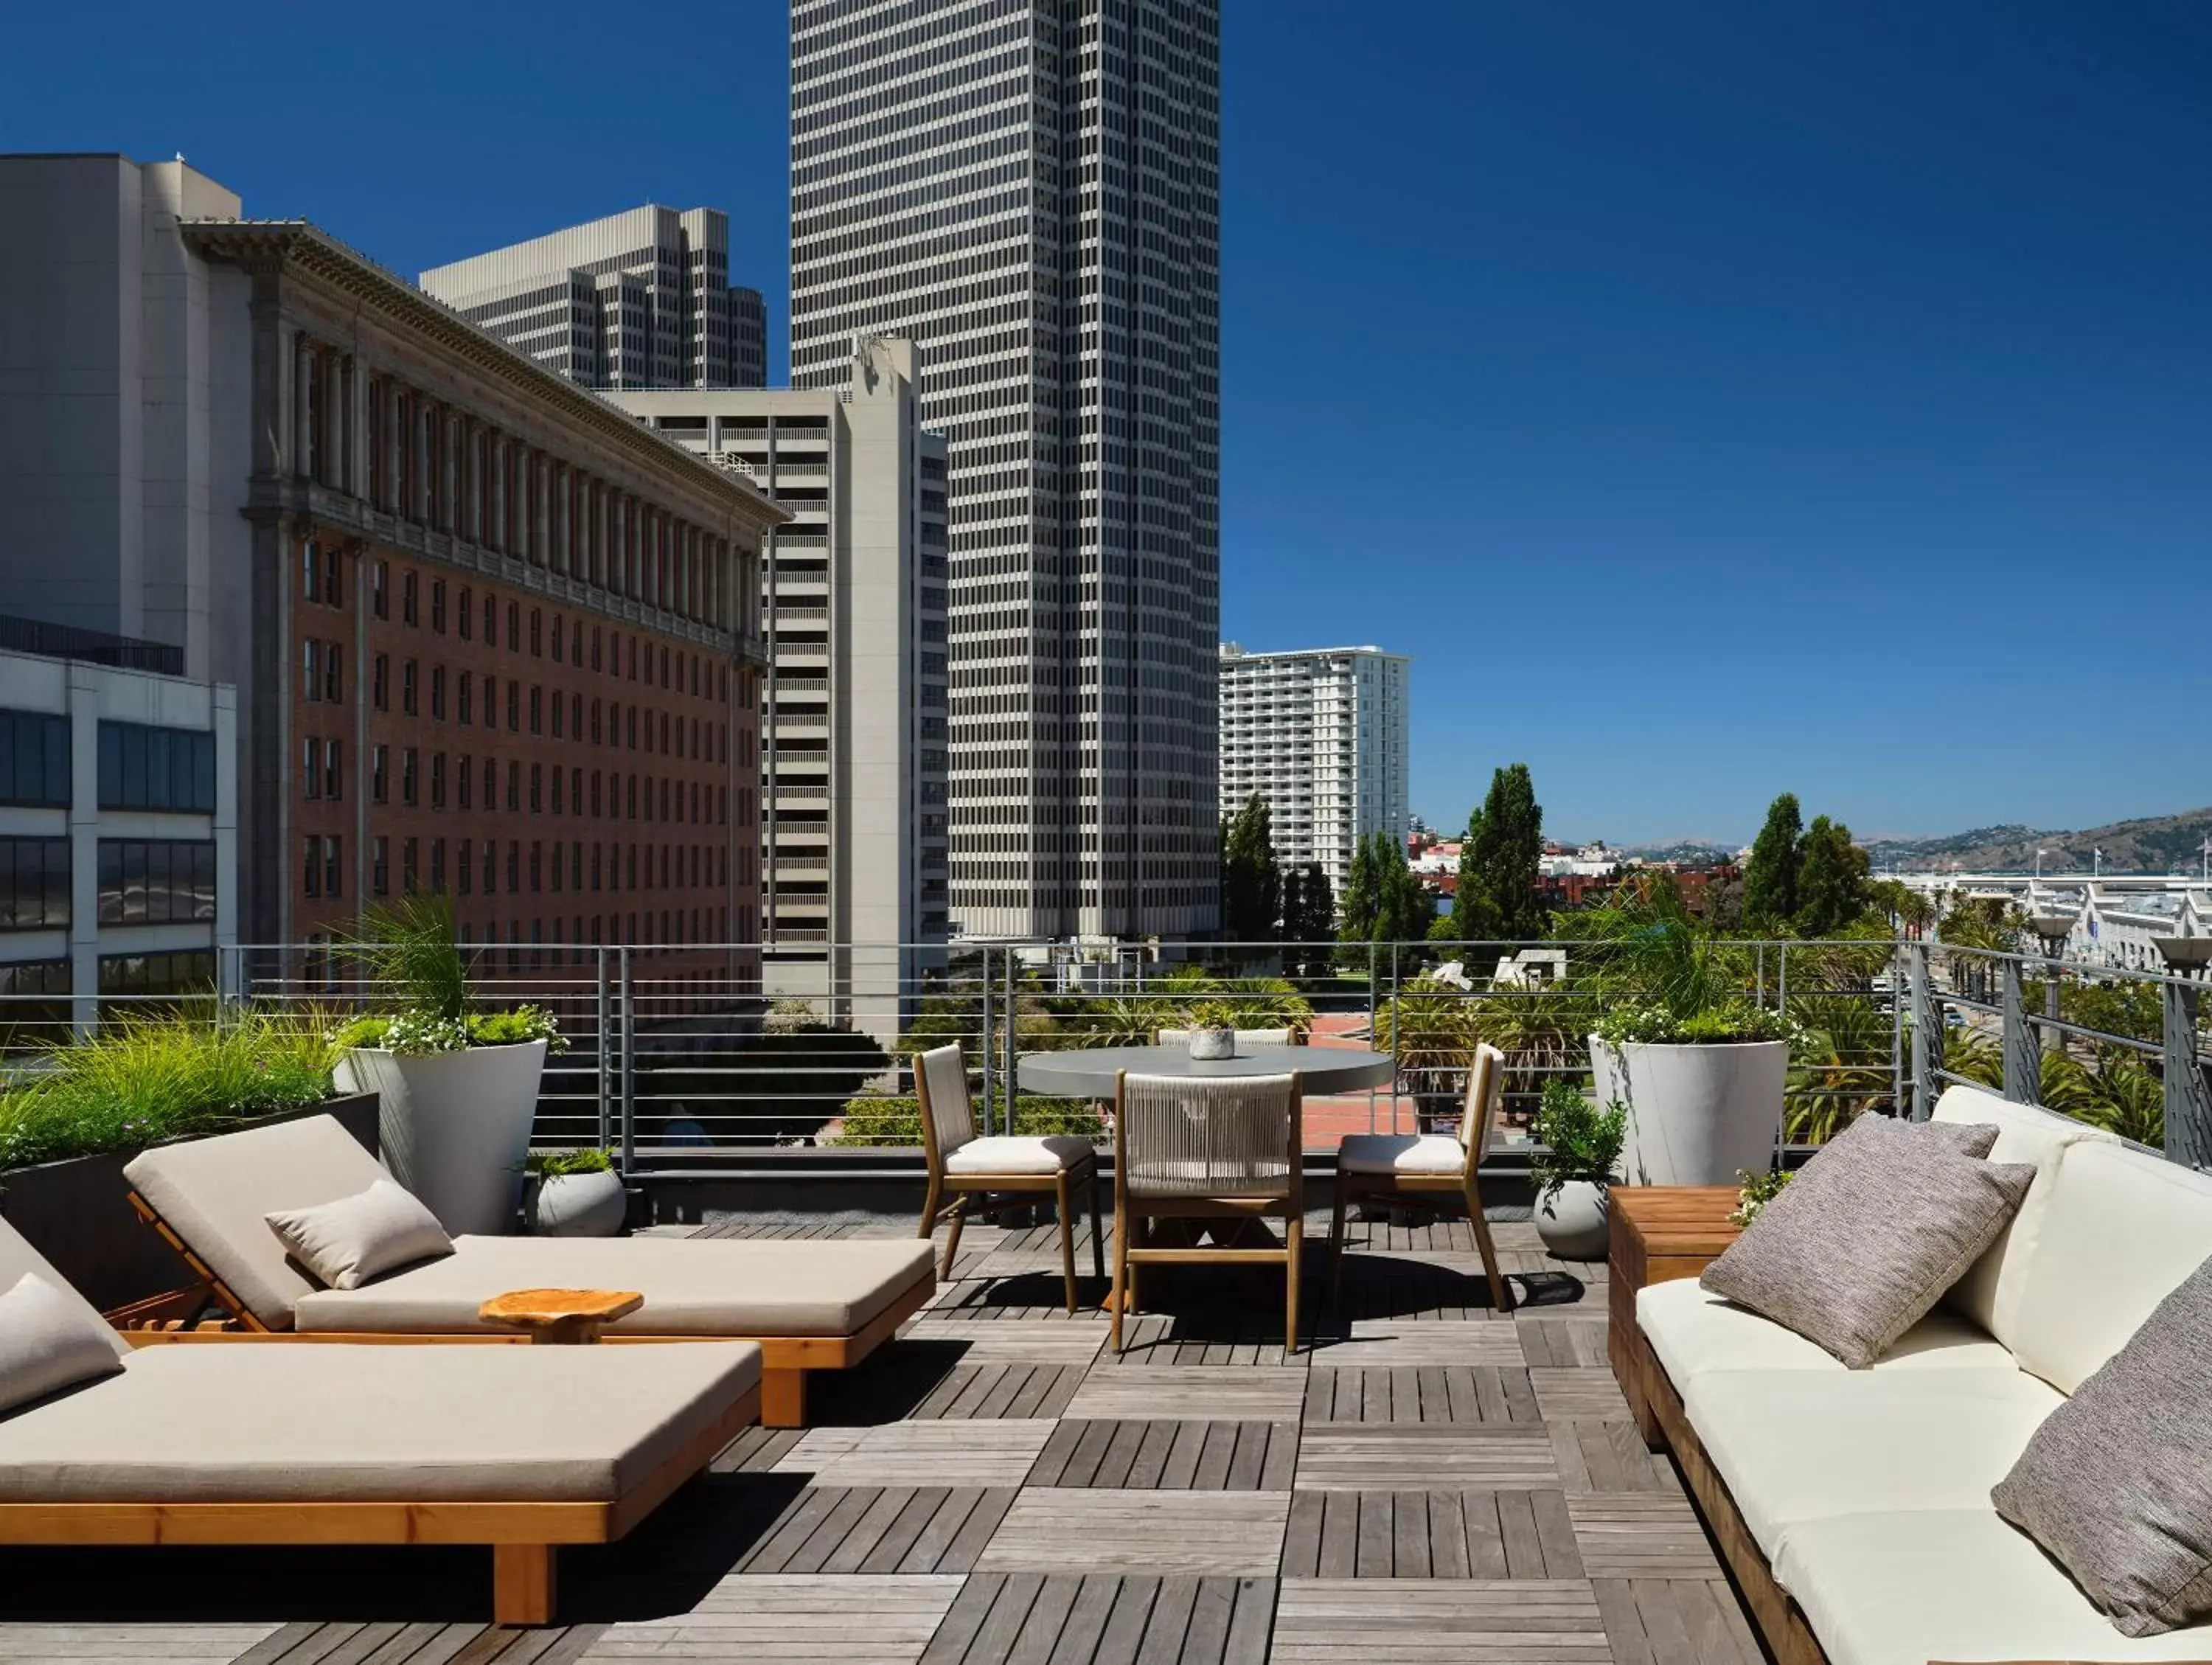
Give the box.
[1627,1082,2212,1664]
[0,1214,760,1624]
[121,1113,933,1425]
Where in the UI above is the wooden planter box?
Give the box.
[0,1093,379,1315]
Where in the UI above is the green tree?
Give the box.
[1794,815,1871,936]
[1338,835,1380,950]
[1446,804,1500,942]
[1464,765,1545,937]
[1368,832,1435,945]
[1219,793,1282,942]
[1291,862,1336,979]
[1742,792,1804,926]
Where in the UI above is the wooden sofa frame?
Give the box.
[0,1380,760,1625]
[122,1192,933,1428]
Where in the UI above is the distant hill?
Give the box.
[1864,807,2212,875]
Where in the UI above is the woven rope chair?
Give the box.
[1110,1068,1304,1355]
[1329,1042,1512,1312]
[915,1042,1103,1312]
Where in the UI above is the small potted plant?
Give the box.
[521,1147,627,1237]
[1185,1000,1239,1060]
[1527,1078,1627,1259]
[331,894,567,1237]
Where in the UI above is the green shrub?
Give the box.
[830,1094,1103,1147]
[520,1146,613,1177]
[0,1011,336,1170]
[1527,1078,1627,1200]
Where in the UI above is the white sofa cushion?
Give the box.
[1930,1084,2117,1344]
[1638,1278,2015,1388]
[2006,1139,2212,1394]
[1680,1366,2064,1562]
[265,1177,454,1290]
[1776,1509,2212,1665]
[1338,1133,1465,1175]
[944,1134,1097,1175]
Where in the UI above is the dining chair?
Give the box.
[1329,1041,1512,1312]
[914,1042,1104,1313]
[1111,1068,1304,1355]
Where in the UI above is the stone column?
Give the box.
[293,336,314,482]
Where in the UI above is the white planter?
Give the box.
[335,1040,549,1236]
[1590,1036,1789,1188]
[1188,1028,1236,1060]
[526,1169,627,1237]
[1534,1179,1610,1260]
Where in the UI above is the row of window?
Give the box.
[0,953,219,1047]
[0,838,218,931]
[0,716,218,813]
[306,836,728,901]
[331,747,728,827]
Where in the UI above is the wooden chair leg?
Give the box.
[1328,1179,1350,1304]
[1056,1171,1078,1314]
[1284,1212,1302,1358]
[1088,1166,1106,1285]
[919,1174,942,1243]
[940,1193,967,1282]
[493,1543,556,1626]
[762,1366,808,1428]
[1110,1200,1129,1352]
[1467,1179,1513,1314]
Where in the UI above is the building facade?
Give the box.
[605,336,950,1036]
[0,641,237,1040]
[789,0,1222,941]
[0,156,784,990]
[418,206,768,392]
[1217,644,1411,900]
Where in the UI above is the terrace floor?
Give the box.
[0,1213,1762,1665]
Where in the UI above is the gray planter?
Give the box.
[336,1040,549,1237]
[1533,1178,1610,1260]
[526,1169,627,1237]
[0,1093,379,1315]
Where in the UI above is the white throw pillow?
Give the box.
[0,1272,128,1414]
[265,1178,454,1290]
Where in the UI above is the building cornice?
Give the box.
[180,218,790,538]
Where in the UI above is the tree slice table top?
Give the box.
[479,1287,644,1344]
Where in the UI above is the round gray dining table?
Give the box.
[1016,1043,1396,1098]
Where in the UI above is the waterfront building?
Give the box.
[1217,643,1410,900]
[790,0,1222,940]
[418,206,767,391]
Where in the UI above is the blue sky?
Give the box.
[7,1,2207,844]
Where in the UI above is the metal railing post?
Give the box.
[619,948,636,1176]
[1367,944,1380,1135]
[2001,957,2039,1105]
[1388,940,1402,1134]
[2163,973,2212,1168]
[978,945,995,1139]
[596,946,611,1152]
[1908,940,1938,1121]
[1891,936,1906,1119]
[1002,947,1018,1137]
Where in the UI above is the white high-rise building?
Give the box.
[605,338,947,1037]
[419,206,767,390]
[790,0,1222,941]
[1218,644,1411,900]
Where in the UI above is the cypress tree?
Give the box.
[1794,815,1871,936]
[1468,764,1545,937]
[1338,835,1380,946]
[1742,792,1804,926]
[1220,793,1281,942]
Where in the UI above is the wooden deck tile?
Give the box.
[1590,1577,1763,1665]
[771,1422,1055,1487]
[902,1321,1110,1364]
[976,1491,1290,1577]
[1530,1368,1634,1422]
[1304,1366,1539,1424]
[1295,1425,1559,1491]
[737,1487,1017,1575]
[1269,1579,1607,1663]
[908,1363,1088,1420]
[1279,1490,1583,1579]
[1515,1315,1610,1369]
[1312,1320,1526,1367]
[582,1574,963,1663]
[1566,1495,1722,1580]
[0,1625,283,1665]
[1064,1368,1309,1422]
[1028,1421,1298,1491]
[919,1575,1274,1665]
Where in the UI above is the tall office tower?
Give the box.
[790,0,1222,942]
[1217,644,1411,901]
[419,206,768,391]
[606,336,950,1039]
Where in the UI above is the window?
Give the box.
[0,714,70,809]
[507,761,520,812]
[372,654,389,712]
[402,659,418,716]
[431,578,447,634]
[484,675,497,728]
[370,560,389,619]
[529,841,542,892]
[506,681,519,732]
[507,602,520,649]
[507,841,520,893]
[431,667,447,721]
[529,608,542,656]
[458,754,472,810]
[431,751,446,809]
[401,748,418,807]
[459,585,473,640]
[99,950,215,1018]
[301,539,343,607]
[401,569,419,627]
[372,837,389,896]
[591,700,602,745]
[458,838,473,894]
[323,740,341,801]
[484,594,498,647]
[591,626,602,671]
[303,835,322,898]
[0,839,70,929]
[481,838,497,894]
[402,837,418,894]
[459,671,473,725]
[97,723,215,813]
[0,960,70,1051]
[302,736,321,800]
[552,616,564,661]
[529,763,541,813]
[551,695,563,740]
[97,840,215,925]
[529,686,541,735]
[371,745,388,804]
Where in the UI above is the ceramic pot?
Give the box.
[1590,1037,1789,1187]
[335,1040,548,1235]
[526,1169,627,1237]
[1534,1178,1610,1259]
[1188,1028,1236,1060]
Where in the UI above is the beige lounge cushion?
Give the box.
[1338,1133,1465,1176]
[1700,1113,2033,1368]
[1637,1276,2015,1388]
[1931,1083,2119,1344]
[295,1234,933,1336]
[265,1177,453,1290]
[0,1340,759,1503]
[125,1113,389,1329]
[0,1217,130,1363]
[2005,1139,2212,1395]
[1994,1253,2212,1636]
[0,1273,128,1414]
[944,1134,1096,1175]
[1775,1509,2212,1665]
[1681,1366,2064,1563]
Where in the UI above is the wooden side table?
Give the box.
[479,1287,643,1344]
[1607,1186,1741,1447]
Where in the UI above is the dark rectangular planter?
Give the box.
[0,1093,379,1315]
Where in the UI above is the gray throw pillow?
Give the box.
[265,1177,454,1290]
[1700,1114,2033,1367]
[0,1273,128,1414]
[1994,1253,2212,1636]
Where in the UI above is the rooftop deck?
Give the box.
[0,1214,1759,1665]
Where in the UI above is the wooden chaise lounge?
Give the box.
[121,1114,933,1425]
[0,1217,760,1624]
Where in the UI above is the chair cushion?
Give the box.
[945,1134,1097,1175]
[0,1339,760,1503]
[0,1217,130,1362]
[1775,1509,2212,1665]
[2006,1140,2212,1395]
[1682,1366,2065,1563]
[1699,1113,2034,1367]
[1931,1083,2118,1344]
[294,1234,935,1337]
[125,1114,391,1329]
[1994,1252,2212,1636]
[0,1273,128,1415]
[1638,1276,2016,1388]
[265,1177,454,1290]
[1338,1133,1465,1176]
